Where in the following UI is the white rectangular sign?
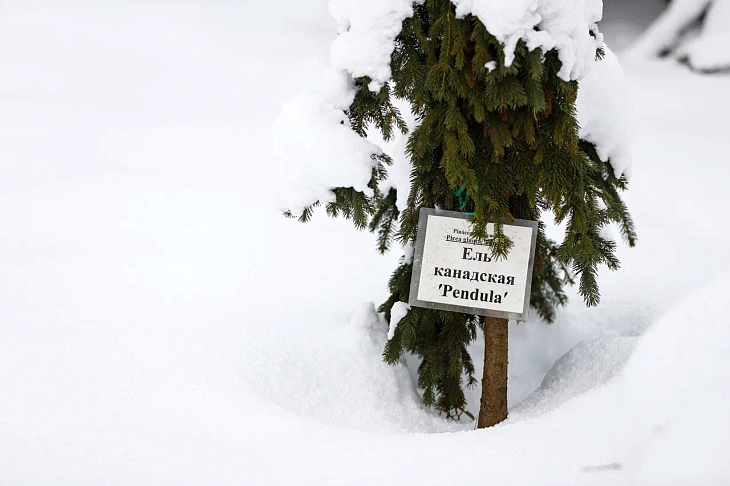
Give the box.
[409,208,538,321]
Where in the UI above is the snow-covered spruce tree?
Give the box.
[281,0,635,427]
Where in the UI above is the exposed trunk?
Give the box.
[477,316,508,428]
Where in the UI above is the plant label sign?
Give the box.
[409,208,538,321]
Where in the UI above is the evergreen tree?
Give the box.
[287,1,635,426]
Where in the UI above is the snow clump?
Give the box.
[451,0,605,80]
[272,69,382,215]
[576,47,634,179]
[329,0,425,91]
[388,301,410,340]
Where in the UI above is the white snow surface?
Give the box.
[576,46,634,178]
[679,0,730,71]
[511,336,637,418]
[632,0,730,71]
[2,1,730,484]
[452,0,605,80]
[621,273,730,484]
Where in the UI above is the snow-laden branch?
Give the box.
[451,0,604,81]
[275,0,633,214]
[330,0,425,91]
[272,70,381,215]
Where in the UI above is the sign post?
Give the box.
[409,208,538,321]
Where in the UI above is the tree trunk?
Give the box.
[477,316,508,428]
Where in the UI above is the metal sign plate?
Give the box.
[409,208,538,321]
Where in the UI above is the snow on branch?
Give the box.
[332,0,605,84]
[273,69,381,215]
[274,0,632,214]
[452,0,605,81]
[576,47,633,179]
[330,0,424,91]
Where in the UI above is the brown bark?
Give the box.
[477,316,508,428]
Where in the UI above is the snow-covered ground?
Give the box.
[1,1,729,484]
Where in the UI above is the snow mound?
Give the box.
[632,0,730,72]
[576,47,634,179]
[242,303,458,434]
[512,336,637,419]
[620,273,730,484]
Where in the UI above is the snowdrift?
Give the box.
[620,273,730,484]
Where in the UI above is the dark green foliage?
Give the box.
[287,0,635,417]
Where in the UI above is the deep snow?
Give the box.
[1,1,729,484]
